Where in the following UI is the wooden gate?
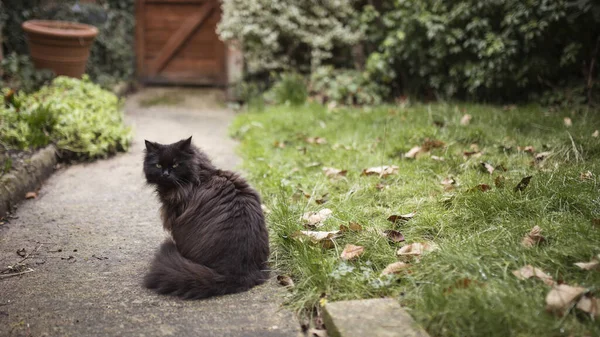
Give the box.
[135,0,227,85]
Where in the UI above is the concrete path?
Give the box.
[0,88,299,337]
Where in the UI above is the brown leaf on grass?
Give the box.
[261,204,271,214]
[397,242,438,256]
[481,162,495,175]
[463,151,482,159]
[362,165,399,177]
[460,114,472,125]
[521,225,545,247]
[277,275,294,288]
[375,183,388,190]
[305,137,327,145]
[441,177,456,187]
[593,130,599,138]
[383,230,405,243]
[512,265,555,286]
[494,175,505,188]
[563,117,572,127]
[380,262,409,276]
[576,295,600,318]
[444,278,485,294]
[315,194,329,205]
[387,212,415,224]
[431,155,445,161]
[545,284,587,314]
[514,176,533,192]
[295,230,340,249]
[580,171,593,181]
[421,139,446,151]
[468,184,491,192]
[25,191,37,199]
[273,141,286,148]
[301,209,333,227]
[323,167,347,178]
[535,151,552,163]
[404,146,423,159]
[340,222,363,232]
[340,244,364,261]
[574,255,600,270]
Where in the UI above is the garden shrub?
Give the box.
[1,76,131,160]
[266,73,308,106]
[0,53,54,93]
[309,66,386,105]
[218,0,362,74]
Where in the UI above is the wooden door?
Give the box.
[136,0,227,85]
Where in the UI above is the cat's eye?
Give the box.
[172,163,179,168]
[155,163,162,168]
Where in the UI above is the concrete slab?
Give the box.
[323,298,429,337]
[0,88,300,337]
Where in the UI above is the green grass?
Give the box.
[231,102,600,337]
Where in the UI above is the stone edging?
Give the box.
[0,145,58,218]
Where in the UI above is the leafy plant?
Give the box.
[266,73,308,106]
[0,76,131,159]
[310,66,386,105]
[0,53,55,93]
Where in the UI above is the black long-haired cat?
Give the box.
[142,136,269,299]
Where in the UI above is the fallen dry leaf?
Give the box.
[397,242,438,256]
[315,194,329,205]
[302,209,333,227]
[514,176,533,192]
[469,184,491,192]
[593,130,599,138]
[431,155,445,161]
[576,295,600,318]
[463,151,482,159]
[375,183,388,190]
[380,261,409,276]
[535,151,552,162]
[481,162,495,175]
[305,137,327,145]
[563,117,572,127]
[521,225,545,248]
[421,139,445,151]
[444,278,485,294]
[512,265,555,286]
[25,192,37,199]
[273,141,286,148]
[295,230,340,249]
[339,222,363,232]
[404,146,423,159]
[362,165,399,177]
[460,114,472,125]
[383,229,405,243]
[261,204,271,214]
[387,212,416,224]
[574,255,600,270]
[277,275,294,288]
[494,175,505,188]
[545,284,587,314]
[521,146,535,154]
[441,177,456,190]
[580,171,593,181]
[323,167,347,178]
[340,244,364,261]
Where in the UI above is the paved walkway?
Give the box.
[0,88,299,337]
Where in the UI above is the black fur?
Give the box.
[143,137,269,299]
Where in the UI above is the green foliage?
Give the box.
[310,66,386,105]
[266,73,308,106]
[1,0,135,88]
[0,53,55,93]
[0,76,131,159]
[231,102,600,337]
[360,0,600,101]
[218,0,362,74]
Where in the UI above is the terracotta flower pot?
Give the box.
[22,20,98,78]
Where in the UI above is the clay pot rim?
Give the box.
[22,20,98,39]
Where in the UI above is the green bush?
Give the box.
[309,66,386,105]
[0,53,55,93]
[361,0,600,101]
[218,0,361,74]
[0,76,131,159]
[266,73,308,106]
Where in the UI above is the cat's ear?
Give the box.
[145,140,160,152]
[178,136,192,150]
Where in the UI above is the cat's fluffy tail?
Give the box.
[144,240,266,299]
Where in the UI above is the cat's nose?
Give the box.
[162,170,170,177]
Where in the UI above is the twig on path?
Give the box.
[0,268,34,279]
[15,244,43,266]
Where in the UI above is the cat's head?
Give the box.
[143,136,196,188]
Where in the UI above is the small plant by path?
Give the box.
[232,102,600,337]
